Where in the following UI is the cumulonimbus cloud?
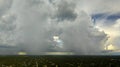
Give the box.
[1,0,120,55]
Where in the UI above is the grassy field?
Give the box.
[0,55,120,67]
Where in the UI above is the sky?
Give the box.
[0,0,120,55]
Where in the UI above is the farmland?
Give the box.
[0,55,120,67]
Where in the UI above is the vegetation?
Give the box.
[0,55,119,67]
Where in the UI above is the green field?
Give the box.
[0,55,120,67]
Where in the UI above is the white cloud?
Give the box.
[95,19,120,49]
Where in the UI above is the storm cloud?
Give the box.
[1,0,118,55]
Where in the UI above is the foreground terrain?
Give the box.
[0,55,120,67]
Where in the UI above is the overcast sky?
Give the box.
[0,0,120,55]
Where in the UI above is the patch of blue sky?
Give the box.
[91,13,108,20]
[91,13,120,24]
[107,14,120,21]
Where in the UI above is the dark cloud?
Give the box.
[55,1,77,21]
[0,0,109,55]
